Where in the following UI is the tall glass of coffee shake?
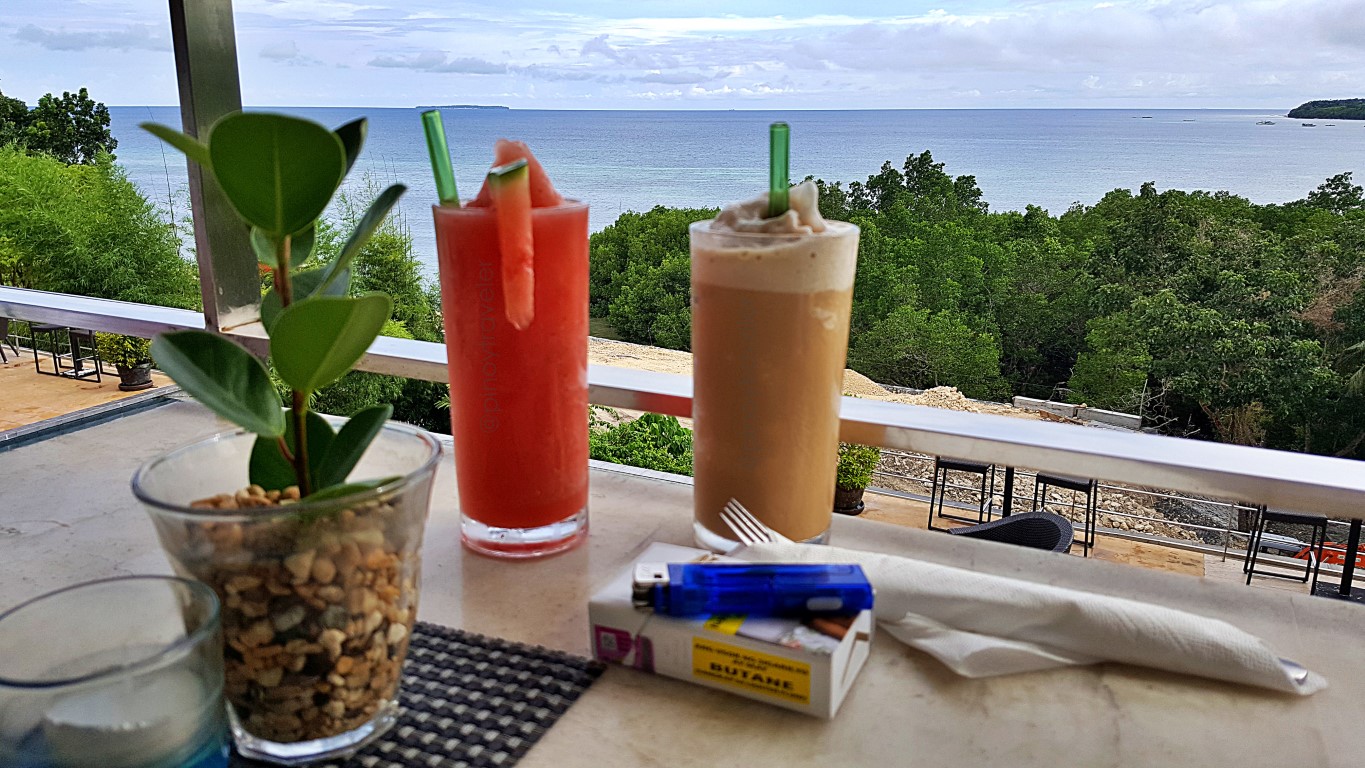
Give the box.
[690,181,860,550]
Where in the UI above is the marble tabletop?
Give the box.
[2,400,1363,766]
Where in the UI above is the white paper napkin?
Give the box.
[737,542,1326,695]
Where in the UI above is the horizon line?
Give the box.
[108,104,1299,112]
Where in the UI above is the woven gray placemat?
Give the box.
[231,621,605,768]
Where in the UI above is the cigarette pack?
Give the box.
[588,542,873,718]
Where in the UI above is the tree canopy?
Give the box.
[0,86,117,165]
[589,157,1365,458]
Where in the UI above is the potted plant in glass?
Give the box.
[131,112,439,764]
[95,332,155,391]
[834,442,882,516]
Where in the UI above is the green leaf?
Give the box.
[151,331,284,437]
[259,265,351,332]
[253,225,313,270]
[334,118,367,176]
[250,227,280,268]
[317,184,406,294]
[140,122,211,168]
[316,404,392,488]
[305,476,400,504]
[207,113,345,237]
[291,225,316,266]
[248,433,295,491]
[271,294,391,393]
[249,409,337,491]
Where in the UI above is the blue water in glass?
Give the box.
[12,715,230,768]
[107,106,1362,278]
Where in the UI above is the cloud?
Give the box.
[261,40,301,60]
[632,70,721,85]
[369,51,506,74]
[15,23,169,52]
[512,64,602,82]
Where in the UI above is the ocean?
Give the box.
[108,107,1363,277]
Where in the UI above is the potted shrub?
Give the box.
[131,113,439,764]
[834,442,882,516]
[95,332,155,391]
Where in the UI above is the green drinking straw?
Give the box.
[421,110,460,206]
[767,121,790,218]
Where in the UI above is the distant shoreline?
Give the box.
[1288,99,1365,120]
[415,105,509,110]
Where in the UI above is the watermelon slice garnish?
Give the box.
[488,158,535,330]
[469,139,563,208]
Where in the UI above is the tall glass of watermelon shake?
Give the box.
[433,140,589,558]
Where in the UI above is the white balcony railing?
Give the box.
[4,284,1365,525]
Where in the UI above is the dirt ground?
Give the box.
[588,337,1034,419]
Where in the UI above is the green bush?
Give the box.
[0,147,197,307]
[836,443,882,490]
[94,333,152,369]
[589,410,694,476]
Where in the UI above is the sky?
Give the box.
[2,0,1363,109]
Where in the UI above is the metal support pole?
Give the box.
[168,0,258,332]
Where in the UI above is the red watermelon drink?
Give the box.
[434,140,589,558]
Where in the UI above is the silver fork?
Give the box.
[720,498,794,545]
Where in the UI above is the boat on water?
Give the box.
[1256,120,1275,125]
[1302,123,1317,127]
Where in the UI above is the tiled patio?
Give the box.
[0,350,172,431]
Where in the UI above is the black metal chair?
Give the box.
[1245,508,1326,590]
[31,324,100,382]
[947,511,1074,553]
[63,328,101,383]
[1033,472,1098,557]
[928,457,995,531]
[0,317,18,363]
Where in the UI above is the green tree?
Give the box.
[13,88,116,165]
[607,250,692,350]
[1306,172,1365,215]
[0,88,27,148]
[1068,314,1151,412]
[589,205,712,318]
[849,304,1007,400]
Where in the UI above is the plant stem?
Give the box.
[275,234,313,497]
[274,244,294,309]
[292,390,313,496]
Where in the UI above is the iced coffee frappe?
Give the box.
[690,181,860,549]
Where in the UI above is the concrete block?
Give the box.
[1077,407,1142,430]
[1012,396,1078,418]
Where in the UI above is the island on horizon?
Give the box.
[416,104,509,110]
[1287,99,1365,120]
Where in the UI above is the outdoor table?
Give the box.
[29,322,68,377]
[1316,518,1365,605]
[4,400,1365,765]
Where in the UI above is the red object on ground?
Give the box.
[1296,543,1365,567]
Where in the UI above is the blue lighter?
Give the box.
[630,562,874,617]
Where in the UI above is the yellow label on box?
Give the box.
[702,615,745,635]
[691,637,811,705]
